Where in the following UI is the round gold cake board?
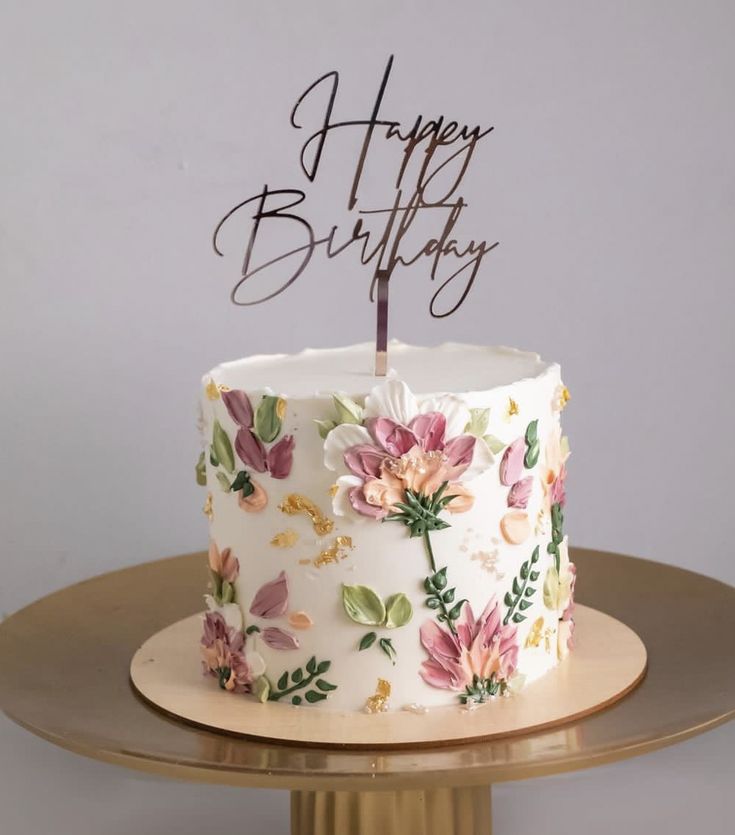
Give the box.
[130,605,646,748]
[2,549,734,835]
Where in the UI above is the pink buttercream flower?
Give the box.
[507,476,533,509]
[499,438,525,486]
[323,379,494,521]
[200,611,253,693]
[208,541,239,583]
[340,414,479,519]
[222,389,254,429]
[419,598,519,691]
[267,435,294,479]
[261,626,300,650]
[249,571,289,618]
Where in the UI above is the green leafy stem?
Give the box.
[424,566,466,636]
[503,546,541,625]
[268,656,336,705]
[547,502,565,572]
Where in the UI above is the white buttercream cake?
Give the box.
[197,341,574,712]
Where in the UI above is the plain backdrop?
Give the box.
[1,1,733,833]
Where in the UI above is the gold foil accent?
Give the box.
[276,397,287,420]
[506,397,520,418]
[328,484,339,497]
[202,493,214,521]
[525,616,553,652]
[560,386,571,409]
[311,536,354,568]
[270,530,299,549]
[365,678,391,714]
[205,379,220,401]
[279,494,334,536]
[298,558,312,566]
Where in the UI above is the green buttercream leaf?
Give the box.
[543,566,561,610]
[254,395,283,443]
[292,695,302,705]
[305,690,327,703]
[292,668,303,684]
[518,598,533,611]
[314,419,337,439]
[359,632,377,650]
[195,451,207,486]
[277,671,289,691]
[316,659,331,674]
[220,581,234,604]
[512,613,527,623]
[212,421,235,473]
[464,408,490,438]
[216,471,231,493]
[341,584,386,626]
[209,446,219,467]
[252,676,270,703]
[379,637,397,664]
[209,568,223,601]
[384,593,413,629]
[333,393,363,425]
[306,656,317,675]
[524,438,540,469]
[525,419,539,445]
[483,434,506,455]
[315,678,338,692]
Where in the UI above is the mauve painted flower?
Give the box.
[249,571,289,619]
[499,438,525,486]
[267,435,295,479]
[261,626,300,650]
[222,389,254,429]
[324,379,493,520]
[235,428,268,473]
[200,611,253,693]
[419,598,519,692]
[507,476,533,509]
[208,541,239,583]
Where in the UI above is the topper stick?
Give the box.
[374,269,390,376]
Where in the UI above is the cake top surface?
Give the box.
[207,341,557,398]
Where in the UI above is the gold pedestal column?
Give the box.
[290,786,492,835]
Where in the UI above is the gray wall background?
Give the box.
[1,1,733,832]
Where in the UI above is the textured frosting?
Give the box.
[197,342,574,712]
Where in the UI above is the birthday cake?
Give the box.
[196,341,574,712]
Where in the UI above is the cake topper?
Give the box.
[213,55,498,375]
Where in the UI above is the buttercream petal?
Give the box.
[419,394,469,439]
[247,650,266,678]
[204,595,244,632]
[332,475,365,517]
[364,379,419,424]
[323,423,373,474]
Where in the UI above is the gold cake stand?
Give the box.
[1,548,734,835]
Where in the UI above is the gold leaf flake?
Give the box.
[202,493,214,520]
[525,616,553,652]
[205,378,220,401]
[270,530,299,549]
[312,536,354,567]
[288,611,314,630]
[298,558,312,566]
[506,397,520,418]
[279,494,334,536]
[365,678,391,714]
[328,483,339,497]
[276,397,287,420]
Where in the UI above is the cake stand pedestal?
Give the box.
[1,548,733,835]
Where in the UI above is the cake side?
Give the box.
[196,342,574,712]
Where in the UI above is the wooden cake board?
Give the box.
[130,604,646,749]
